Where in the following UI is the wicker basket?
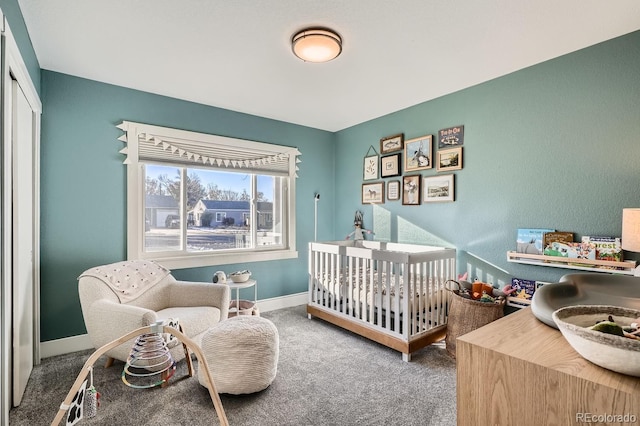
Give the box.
[228,300,260,317]
[444,280,505,358]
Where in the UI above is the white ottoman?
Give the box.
[198,315,279,394]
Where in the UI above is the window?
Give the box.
[118,121,299,269]
[215,212,226,223]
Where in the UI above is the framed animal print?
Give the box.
[380,133,404,154]
[402,175,421,205]
[404,135,432,172]
[362,182,384,204]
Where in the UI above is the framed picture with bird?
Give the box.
[404,135,432,172]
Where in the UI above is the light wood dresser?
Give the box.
[456,308,639,426]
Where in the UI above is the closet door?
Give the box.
[11,79,34,406]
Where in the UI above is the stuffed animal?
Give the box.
[346,210,374,240]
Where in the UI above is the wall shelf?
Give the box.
[506,251,637,275]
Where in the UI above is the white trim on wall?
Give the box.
[0,12,42,425]
[257,292,307,313]
[119,120,300,270]
[40,293,308,359]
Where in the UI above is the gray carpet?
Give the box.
[10,305,457,425]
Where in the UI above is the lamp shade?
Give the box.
[292,28,342,63]
[622,208,640,253]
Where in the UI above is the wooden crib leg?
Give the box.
[402,353,411,362]
[104,357,114,368]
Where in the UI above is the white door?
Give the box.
[11,79,34,406]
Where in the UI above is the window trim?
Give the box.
[118,121,299,269]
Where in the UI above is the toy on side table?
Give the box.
[345,210,374,241]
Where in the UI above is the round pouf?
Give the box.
[198,315,279,394]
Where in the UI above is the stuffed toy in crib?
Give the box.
[346,210,374,240]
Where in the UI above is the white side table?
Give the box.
[226,279,257,317]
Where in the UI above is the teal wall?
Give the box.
[335,30,640,288]
[0,0,40,93]
[10,0,640,342]
[40,71,335,340]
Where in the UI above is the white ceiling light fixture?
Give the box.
[291,28,342,63]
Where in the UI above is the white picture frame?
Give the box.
[423,174,454,203]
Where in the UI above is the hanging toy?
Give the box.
[345,210,374,241]
[65,379,87,426]
[86,366,100,418]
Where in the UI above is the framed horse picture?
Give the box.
[362,182,384,204]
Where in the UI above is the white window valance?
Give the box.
[116,121,301,177]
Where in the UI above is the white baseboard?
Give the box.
[40,292,308,359]
[40,334,93,359]
[255,291,307,313]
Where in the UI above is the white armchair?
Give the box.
[78,260,230,365]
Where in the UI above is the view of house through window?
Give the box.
[143,164,283,253]
[120,120,298,268]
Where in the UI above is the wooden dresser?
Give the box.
[456,308,640,426]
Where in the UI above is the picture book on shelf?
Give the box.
[543,241,596,260]
[581,236,623,262]
[510,277,536,300]
[542,231,574,250]
[516,228,555,255]
[506,278,548,309]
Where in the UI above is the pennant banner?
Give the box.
[117,124,302,177]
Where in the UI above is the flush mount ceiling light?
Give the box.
[291,28,342,63]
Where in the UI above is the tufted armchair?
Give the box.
[78,260,230,365]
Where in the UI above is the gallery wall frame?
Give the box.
[362,182,385,204]
[380,153,401,178]
[423,174,454,203]
[363,155,379,180]
[402,174,421,205]
[380,133,404,154]
[438,125,464,148]
[404,135,432,172]
[437,147,462,172]
[387,180,400,201]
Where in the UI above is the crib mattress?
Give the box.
[313,270,446,314]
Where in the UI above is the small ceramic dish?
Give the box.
[552,305,640,377]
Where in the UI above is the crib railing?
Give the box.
[308,241,456,344]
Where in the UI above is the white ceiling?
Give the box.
[18,0,640,132]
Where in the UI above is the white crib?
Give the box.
[307,240,456,361]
